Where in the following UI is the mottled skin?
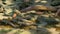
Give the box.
[20,5,56,12]
[56,9,60,16]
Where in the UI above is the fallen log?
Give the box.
[0,16,10,20]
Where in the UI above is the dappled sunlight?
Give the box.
[0,0,60,34]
